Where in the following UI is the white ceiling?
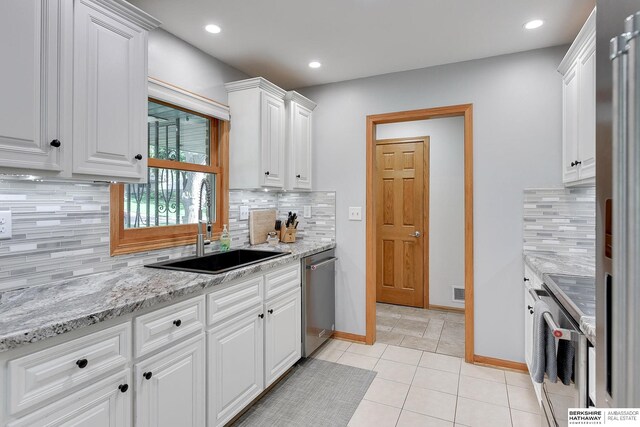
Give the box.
[130,0,595,90]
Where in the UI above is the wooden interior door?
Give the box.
[375,139,428,307]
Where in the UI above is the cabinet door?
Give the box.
[0,0,67,172]
[260,92,285,187]
[8,370,131,427]
[291,103,313,190]
[135,335,205,427]
[208,306,264,427]
[265,289,301,387]
[562,63,579,184]
[577,37,596,181]
[524,286,536,370]
[72,0,147,180]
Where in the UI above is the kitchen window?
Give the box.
[109,98,229,255]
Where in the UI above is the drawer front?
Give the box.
[207,275,263,326]
[8,323,131,416]
[135,296,205,358]
[264,262,300,300]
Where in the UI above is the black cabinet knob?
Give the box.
[118,384,129,393]
[571,160,582,167]
[265,171,270,176]
[527,305,533,310]
[50,139,61,148]
[258,313,264,319]
[173,319,182,327]
[268,309,274,314]
[143,371,153,380]
[134,154,143,160]
[76,359,88,369]
[523,277,530,282]
[296,174,301,179]
[529,309,534,314]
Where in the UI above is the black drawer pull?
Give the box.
[76,359,88,369]
[50,139,61,148]
[268,309,274,314]
[118,384,129,393]
[173,319,182,327]
[143,371,153,380]
[523,277,530,282]
[134,154,143,160]
[258,313,264,319]
[265,171,270,176]
[296,174,301,178]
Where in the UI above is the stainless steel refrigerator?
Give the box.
[596,0,640,408]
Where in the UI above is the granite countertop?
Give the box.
[523,252,596,344]
[0,241,335,353]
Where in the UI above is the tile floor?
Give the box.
[376,303,465,357]
[312,339,540,427]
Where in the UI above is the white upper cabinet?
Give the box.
[226,78,287,189]
[0,0,159,182]
[0,0,70,173]
[285,92,316,190]
[226,78,317,190]
[558,9,595,185]
[72,0,153,180]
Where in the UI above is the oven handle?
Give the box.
[528,288,578,341]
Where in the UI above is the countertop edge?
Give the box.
[0,242,336,353]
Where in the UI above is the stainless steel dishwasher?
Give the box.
[302,249,337,357]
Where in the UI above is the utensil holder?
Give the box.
[280,226,297,243]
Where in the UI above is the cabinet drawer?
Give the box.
[135,296,204,358]
[8,323,131,416]
[264,262,300,300]
[207,276,263,326]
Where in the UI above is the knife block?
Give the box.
[280,226,297,243]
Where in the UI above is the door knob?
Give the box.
[410,231,421,238]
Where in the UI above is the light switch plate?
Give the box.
[0,210,12,240]
[303,205,312,218]
[348,207,362,221]
[239,205,249,220]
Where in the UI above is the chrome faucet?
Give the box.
[196,178,212,257]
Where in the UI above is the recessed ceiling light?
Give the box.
[308,61,322,69]
[205,24,221,34]
[524,19,544,30]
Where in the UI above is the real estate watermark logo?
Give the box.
[568,408,640,425]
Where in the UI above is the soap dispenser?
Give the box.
[219,224,231,252]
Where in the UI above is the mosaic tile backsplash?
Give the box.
[0,179,335,291]
[523,187,595,256]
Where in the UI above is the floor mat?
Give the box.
[232,358,376,427]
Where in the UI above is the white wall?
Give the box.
[298,46,565,362]
[376,117,465,310]
[148,29,249,104]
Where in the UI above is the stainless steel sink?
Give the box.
[145,249,288,275]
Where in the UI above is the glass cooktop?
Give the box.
[543,274,595,323]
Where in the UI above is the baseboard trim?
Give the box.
[429,304,465,313]
[473,355,528,372]
[332,331,367,343]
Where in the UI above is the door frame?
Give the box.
[365,104,474,363]
[374,136,430,309]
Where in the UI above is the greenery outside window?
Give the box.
[110,98,229,255]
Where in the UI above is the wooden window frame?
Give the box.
[109,99,229,256]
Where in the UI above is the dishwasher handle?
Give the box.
[307,257,338,271]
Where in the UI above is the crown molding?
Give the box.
[148,77,230,121]
[225,77,287,99]
[558,7,596,74]
[285,91,317,111]
[80,0,161,30]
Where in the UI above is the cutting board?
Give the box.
[249,209,277,245]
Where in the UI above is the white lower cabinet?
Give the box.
[135,334,205,427]
[523,271,543,403]
[208,306,264,427]
[265,289,302,387]
[8,370,131,427]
